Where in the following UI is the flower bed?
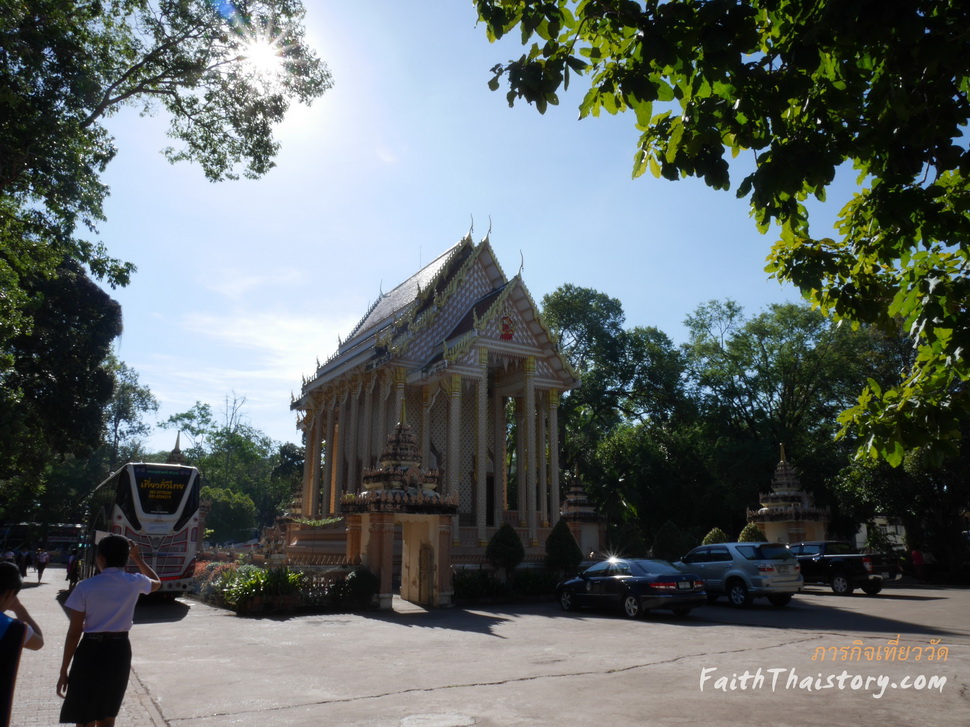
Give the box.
[192,561,378,616]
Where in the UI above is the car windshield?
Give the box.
[629,559,683,576]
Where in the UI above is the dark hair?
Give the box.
[0,561,23,595]
[97,534,130,568]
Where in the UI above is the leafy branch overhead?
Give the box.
[1,0,332,337]
[475,0,970,465]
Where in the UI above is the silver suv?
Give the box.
[677,542,803,607]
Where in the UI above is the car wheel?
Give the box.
[727,580,751,608]
[622,593,643,619]
[559,589,576,611]
[831,573,855,596]
[767,593,793,607]
[861,581,883,596]
[672,607,691,618]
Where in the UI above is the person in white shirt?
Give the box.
[56,535,160,727]
[35,549,50,583]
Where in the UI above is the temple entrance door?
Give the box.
[418,544,434,605]
[398,517,439,608]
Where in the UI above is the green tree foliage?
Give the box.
[1,0,332,381]
[738,522,767,542]
[544,519,584,577]
[835,442,970,572]
[202,485,257,544]
[161,402,215,460]
[486,522,526,580]
[595,421,722,547]
[702,527,729,546]
[162,395,302,526]
[542,285,690,498]
[542,285,724,548]
[0,262,122,520]
[474,0,970,465]
[684,300,880,447]
[682,299,890,532]
[104,357,160,470]
[650,519,689,561]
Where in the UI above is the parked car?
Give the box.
[787,541,900,595]
[676,542,802,608]
[556,558,706,619]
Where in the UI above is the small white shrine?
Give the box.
[746,444,829,543]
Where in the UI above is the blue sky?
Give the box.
[99,1,823,453]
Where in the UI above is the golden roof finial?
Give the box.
[779,442,787,464]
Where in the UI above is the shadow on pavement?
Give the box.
[50,587,192,624]
[474,594,968,641]
[134,598,191,624]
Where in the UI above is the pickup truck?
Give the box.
[787,541,899,596]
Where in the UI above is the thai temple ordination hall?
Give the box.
[287,233,604,608]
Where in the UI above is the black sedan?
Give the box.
[556,558,706,618]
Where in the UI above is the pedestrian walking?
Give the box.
[911,547,926,581]
[14,551,28,580]
[34,549,50,583]
[56,535,160,727]
[65,549,80,591]
[1,562,45,727]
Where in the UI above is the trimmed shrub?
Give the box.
[544,520,583,578]
[738,522,768,542]
[702,527,730,545]
[341,566,378,609]
[486,523,525,580]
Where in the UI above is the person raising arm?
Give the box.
[57,536,160,727]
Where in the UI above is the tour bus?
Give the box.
[83,462,203,595]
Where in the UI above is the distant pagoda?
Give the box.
[746,444,829,543]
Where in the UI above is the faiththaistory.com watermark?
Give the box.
[699,636,949,699]
[699,666,946,699]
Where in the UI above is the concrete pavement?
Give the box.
[10,567,970,726]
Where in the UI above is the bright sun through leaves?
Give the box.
[236,33,287,88]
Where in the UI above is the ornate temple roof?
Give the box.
[344,242,465,347]
[292,234,578,410]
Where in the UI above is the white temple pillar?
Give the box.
[421,385,432,468]
[336,388,349,499]
[515,398,526,524]
[362,374,374,468]
[525,356,538,546]
[323,401,336,514]
[392,367,406,425]
[300,408,319,518]
[376,371,390,459]
[538,389,548,527]
[549,390,561,526]
[347,376,361,494]
[448,373,462,545]
[493,392,506,528]
[476,348,488,546]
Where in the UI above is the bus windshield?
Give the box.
[133,464,194,516]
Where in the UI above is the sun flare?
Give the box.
[236,34,287,89]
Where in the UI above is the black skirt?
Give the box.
[59,635,132,724]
